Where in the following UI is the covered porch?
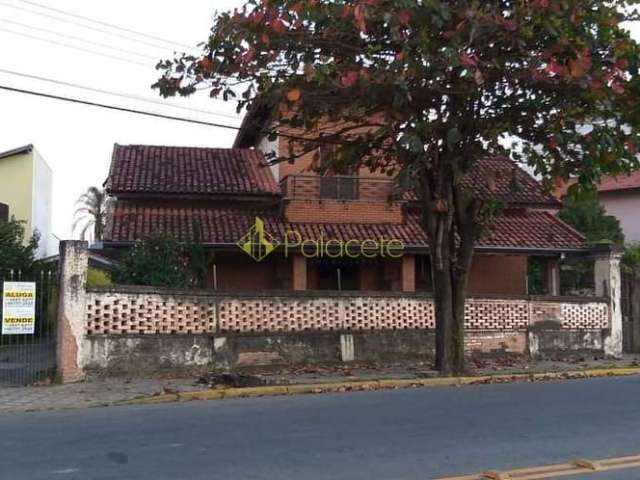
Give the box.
[204,246,618,300]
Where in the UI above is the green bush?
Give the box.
[112,236,207,288]
[558,191,624,246]
[0,218,39,277]
[87,267,112,287]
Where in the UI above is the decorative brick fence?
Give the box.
[84,287,610,335]
[54,242,622,381]
[76,286,614,376]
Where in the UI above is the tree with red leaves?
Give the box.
[155,0,640,375]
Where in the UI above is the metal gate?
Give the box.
[622,272,640,354]
[0,269,58,386]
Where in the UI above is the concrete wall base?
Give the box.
[528,329,606,359]
[82,327,612,376]
[84,335,213,376]
[81,329,556,374]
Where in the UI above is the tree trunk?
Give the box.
[431,249,468,375]
[420,166,477,376]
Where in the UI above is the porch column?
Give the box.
[543,257,561,296]
[594,248,623,358]
[292,254,308,291]
[401,255,416,293]
[56,241,89,383]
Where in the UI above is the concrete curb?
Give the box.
[118,366,640,407]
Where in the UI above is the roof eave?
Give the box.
[106,191,283,201]
[0,144,33,160]
[103,241,589,255]
[233,100,277,148]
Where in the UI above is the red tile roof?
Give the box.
[461,157,559,207]
[480,209,586,250]
[106,144,279,196]
[107,145,557,208]
[555,170,640,197]
[105,204,586,252]
[596,171,640,193]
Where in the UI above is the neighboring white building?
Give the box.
[0,144,56,258]
[594,171,640,243]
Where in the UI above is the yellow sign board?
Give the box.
[2,282,36,335]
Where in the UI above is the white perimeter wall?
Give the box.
[31,148,55,258]
[600,190,640,243]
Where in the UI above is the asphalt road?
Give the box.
[1,376,640,480]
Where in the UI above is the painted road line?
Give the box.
[436,453,640,480]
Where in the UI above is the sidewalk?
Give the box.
[2,355,640,414]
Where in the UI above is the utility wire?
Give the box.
[0,84,342,148]
[0,84,242,130]
[15,0,193,50]
[0,2,194,54]
[0,68,241,119]
[0,18,160,61]
[0,27,152,68]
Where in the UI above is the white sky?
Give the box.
[0,0,243,241]
[0,1,638,243]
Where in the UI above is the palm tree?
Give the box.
[73,187,109,242]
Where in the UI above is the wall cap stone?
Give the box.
[87,285,609,304]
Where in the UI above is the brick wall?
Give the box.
[85,287,610,336]
[468,254,528,295]
[284,199,403,224]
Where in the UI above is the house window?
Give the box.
[314,260,359,291]
[319,176,359,200]
[416,255,433,292]
[317,143,359,200]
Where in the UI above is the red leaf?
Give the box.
[504,19,518,32]
[341,70,360,88]
[611,81,625,94]
[615,58,629,70]
[271,18,286,33]
[248,10,265,26]
[240,48,256,63]
[474,69,485,86]
[546,61,566,76]
[398,9,411,25]
[625,141,637,153]
[460,52,478,69]
[354,4,366,32]
[589,78,604,91]
[569,60,585,78]
[286,88,301,102]
[198,57,214,73]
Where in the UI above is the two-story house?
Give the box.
[103,135,588,296]
[0,144,54,258]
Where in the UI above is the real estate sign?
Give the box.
[2,282,36,335]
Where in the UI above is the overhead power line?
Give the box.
[0,84,342,148]
[0,27,152,67]
[0,84,242,130]
[0,18,160,61]
[0,2,194,54]
[0,68,241,120]
[15,0,193,50]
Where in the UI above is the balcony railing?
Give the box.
[280,175,400,202]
